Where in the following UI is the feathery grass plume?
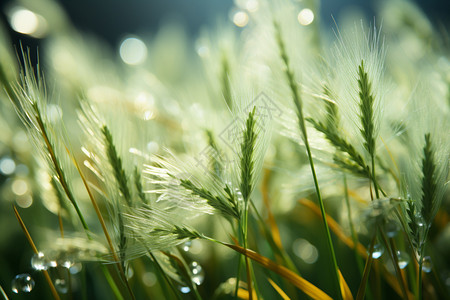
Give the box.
[406,200,422,250]
[306,102,369,177]
[102,125,132,206]
[357,59,382,198]
[144,152,239,221]
[124,206,203,256]
[228,92,272,198]
[78,101,138,270]
[8,50,89,231]
[358,60,376,159]
[239,107,257,204]
[304,85,373,178]
[401,85,449,236]
[419,133,438,227]
[329,22,386,170]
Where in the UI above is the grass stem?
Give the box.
[274,21,343,300]
[13,206,61,300]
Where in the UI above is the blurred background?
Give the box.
[0,0,449,299]
[0,0,449,55]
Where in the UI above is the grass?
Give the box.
[0,0,448,299]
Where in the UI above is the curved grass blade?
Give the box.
[223,243,332,300]
[299,198,414,299]
[267,278,291,300]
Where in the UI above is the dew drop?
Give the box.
[59,257,75,269]
[415,214,426,228]
[397,251,410,269]
[370,244,384,259]
[12,273,35,293]
[55,278,68,294]
[422,256,432,273]
[43,250,58,268]
[190,261,205,285]
[182,241,192,252]
[31,252,47,271]
[385,220,399,238]
[235,188,243,202]
[179,286,191,294]
[70,262,83,274]
[126,267,134,279]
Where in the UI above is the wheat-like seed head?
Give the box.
[328,22,386,161]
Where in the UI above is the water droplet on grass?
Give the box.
[70,262,83,274]
[385,220,399,238]
[370,244,384,259]
[179,286,191,294]
[31,252,47,271]
[55,278,68,294]
[397,251,410,269]
[182,241,192,252]
[422,256,432,273]
[12,274,34,293]
[190,261,205,285]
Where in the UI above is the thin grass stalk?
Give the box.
[235,255,244,298]
[395,206,420,296]
[250,200,298,274]
[100,125,138,299]
[299,197,414,298]
[274,21,342,300]
[417,248,424,300]
[379,232,410,300]
[417,132,438,300]
[163,252,203,300]
[101,266,125,300]
[32,108,90,231]
[239,107,258,300]
[416,228,429,300]
[69,150,135,300]
[243,212,253,300]
[0,283,9,300]
[343,175,370,298]
[234,224,244,298]
[12,206,61,300]
[147,250,182,300]
[356,235,375,300]
[343,175,364,267]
